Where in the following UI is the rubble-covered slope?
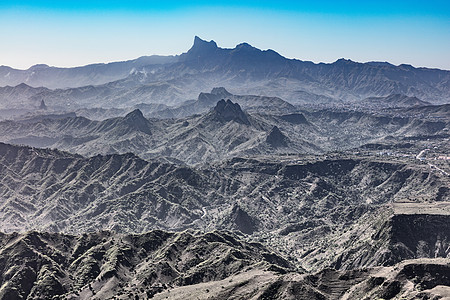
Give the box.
[1,229,449,300]
[0,230,294,299]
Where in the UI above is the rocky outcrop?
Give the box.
[120,109,152,135]
[266,126,289,147]
[210,99,250,125]
[332,213,450,270]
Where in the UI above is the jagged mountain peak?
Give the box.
[186,36,218,56]
[236,42,256,50]
[334,58,356,65]
[121,108,151,134]
[214,99,238,111]
[266,125,289,147]
[210,99,250,125]
[29,64,50,70]
[124,108,144,119]
[197,87,231,105]
[210,87,232,97]
[193,36,217,47]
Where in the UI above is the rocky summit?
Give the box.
[210,99,250,125]
[266,126,289,147]
[0,36,449,299]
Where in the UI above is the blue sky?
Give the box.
[1,1,449,69]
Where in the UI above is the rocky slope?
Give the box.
[1,227,448,299]
[1,228,449,300]
[159,258,450,300]
[318,205,450,271]
[0,230,294,299]
[0,142,448,271]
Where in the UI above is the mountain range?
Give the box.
[0,98,447,164]
[0,56,177,89]
[0,36,449,299]
[0,36,449,115]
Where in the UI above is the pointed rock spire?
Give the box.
[179,36,219,63]
[211,99,250,125]
[39,99,47,110]
[266,126,289,147]
[210,87,232,97]
[193,36,217,49]
[122,109,151,135]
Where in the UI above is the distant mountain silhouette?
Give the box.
[0,36,449,112]
[0,56,177,89]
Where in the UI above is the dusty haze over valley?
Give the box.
[0,1,449,298]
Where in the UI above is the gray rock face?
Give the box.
[210,99,250,125]
[266,126,289,147]
[180,36,219,61]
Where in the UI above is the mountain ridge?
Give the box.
[0,99,447,164]
[0,141,448,277]
[1,36,449,108]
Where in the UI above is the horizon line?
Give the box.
[2,36,449,72]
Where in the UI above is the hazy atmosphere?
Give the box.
[0,1,449,300]
[1,0,449,69]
